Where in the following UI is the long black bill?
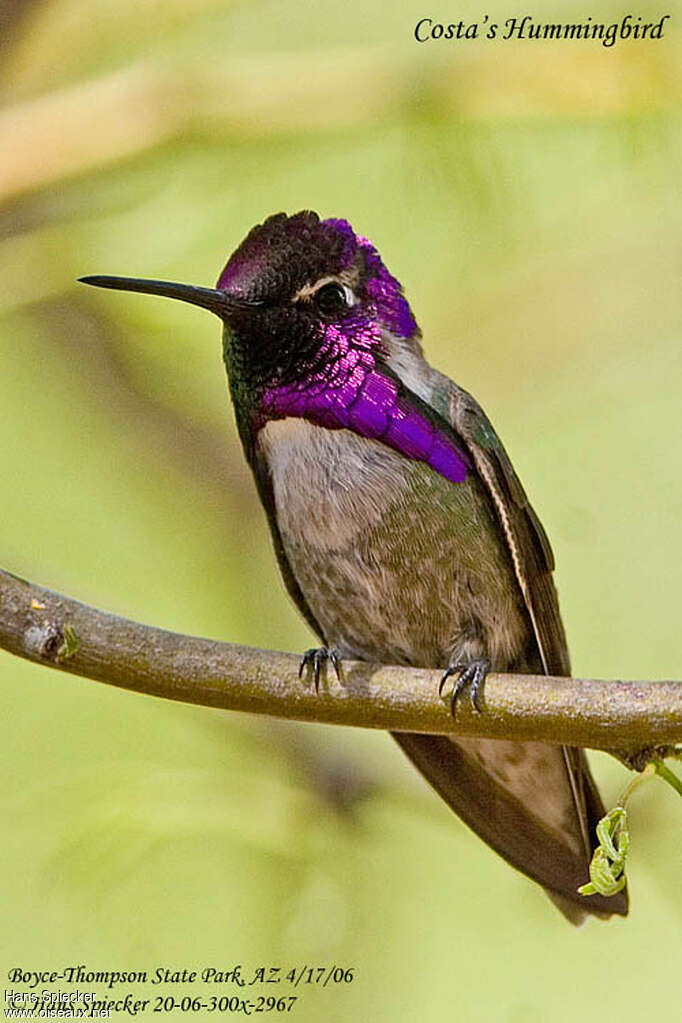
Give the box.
[78,275,258,317]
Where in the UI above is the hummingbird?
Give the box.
[81,210,627,923]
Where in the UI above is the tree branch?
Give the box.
[0,566,680,753]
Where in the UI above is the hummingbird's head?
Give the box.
[80,211,425,443]
[81,211,419,386]
[213,210,420,392]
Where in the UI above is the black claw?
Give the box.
[439,659,490,716]
[298,649,312,680]
[328,649,342,681]
[298,647,342,693]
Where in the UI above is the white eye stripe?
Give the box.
[293,278,357,305]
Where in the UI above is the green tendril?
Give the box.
[578,807,629,898]
[579,756,682,900]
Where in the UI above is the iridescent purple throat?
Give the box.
[262,319,470,486]
[245,218,469,484]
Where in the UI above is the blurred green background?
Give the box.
[1,0,681,1019]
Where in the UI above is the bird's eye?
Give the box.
[313,282,351,318]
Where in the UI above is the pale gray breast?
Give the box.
[257,418,531,669]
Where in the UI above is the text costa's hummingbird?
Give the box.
[81,211,627,922]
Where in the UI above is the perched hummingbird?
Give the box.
[81,211,627,923]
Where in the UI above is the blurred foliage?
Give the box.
[1,0,681,1019]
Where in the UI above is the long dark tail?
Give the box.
[392,732,628,923]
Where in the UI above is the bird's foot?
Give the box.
[298,647,342,693]
[438,658,490,716]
